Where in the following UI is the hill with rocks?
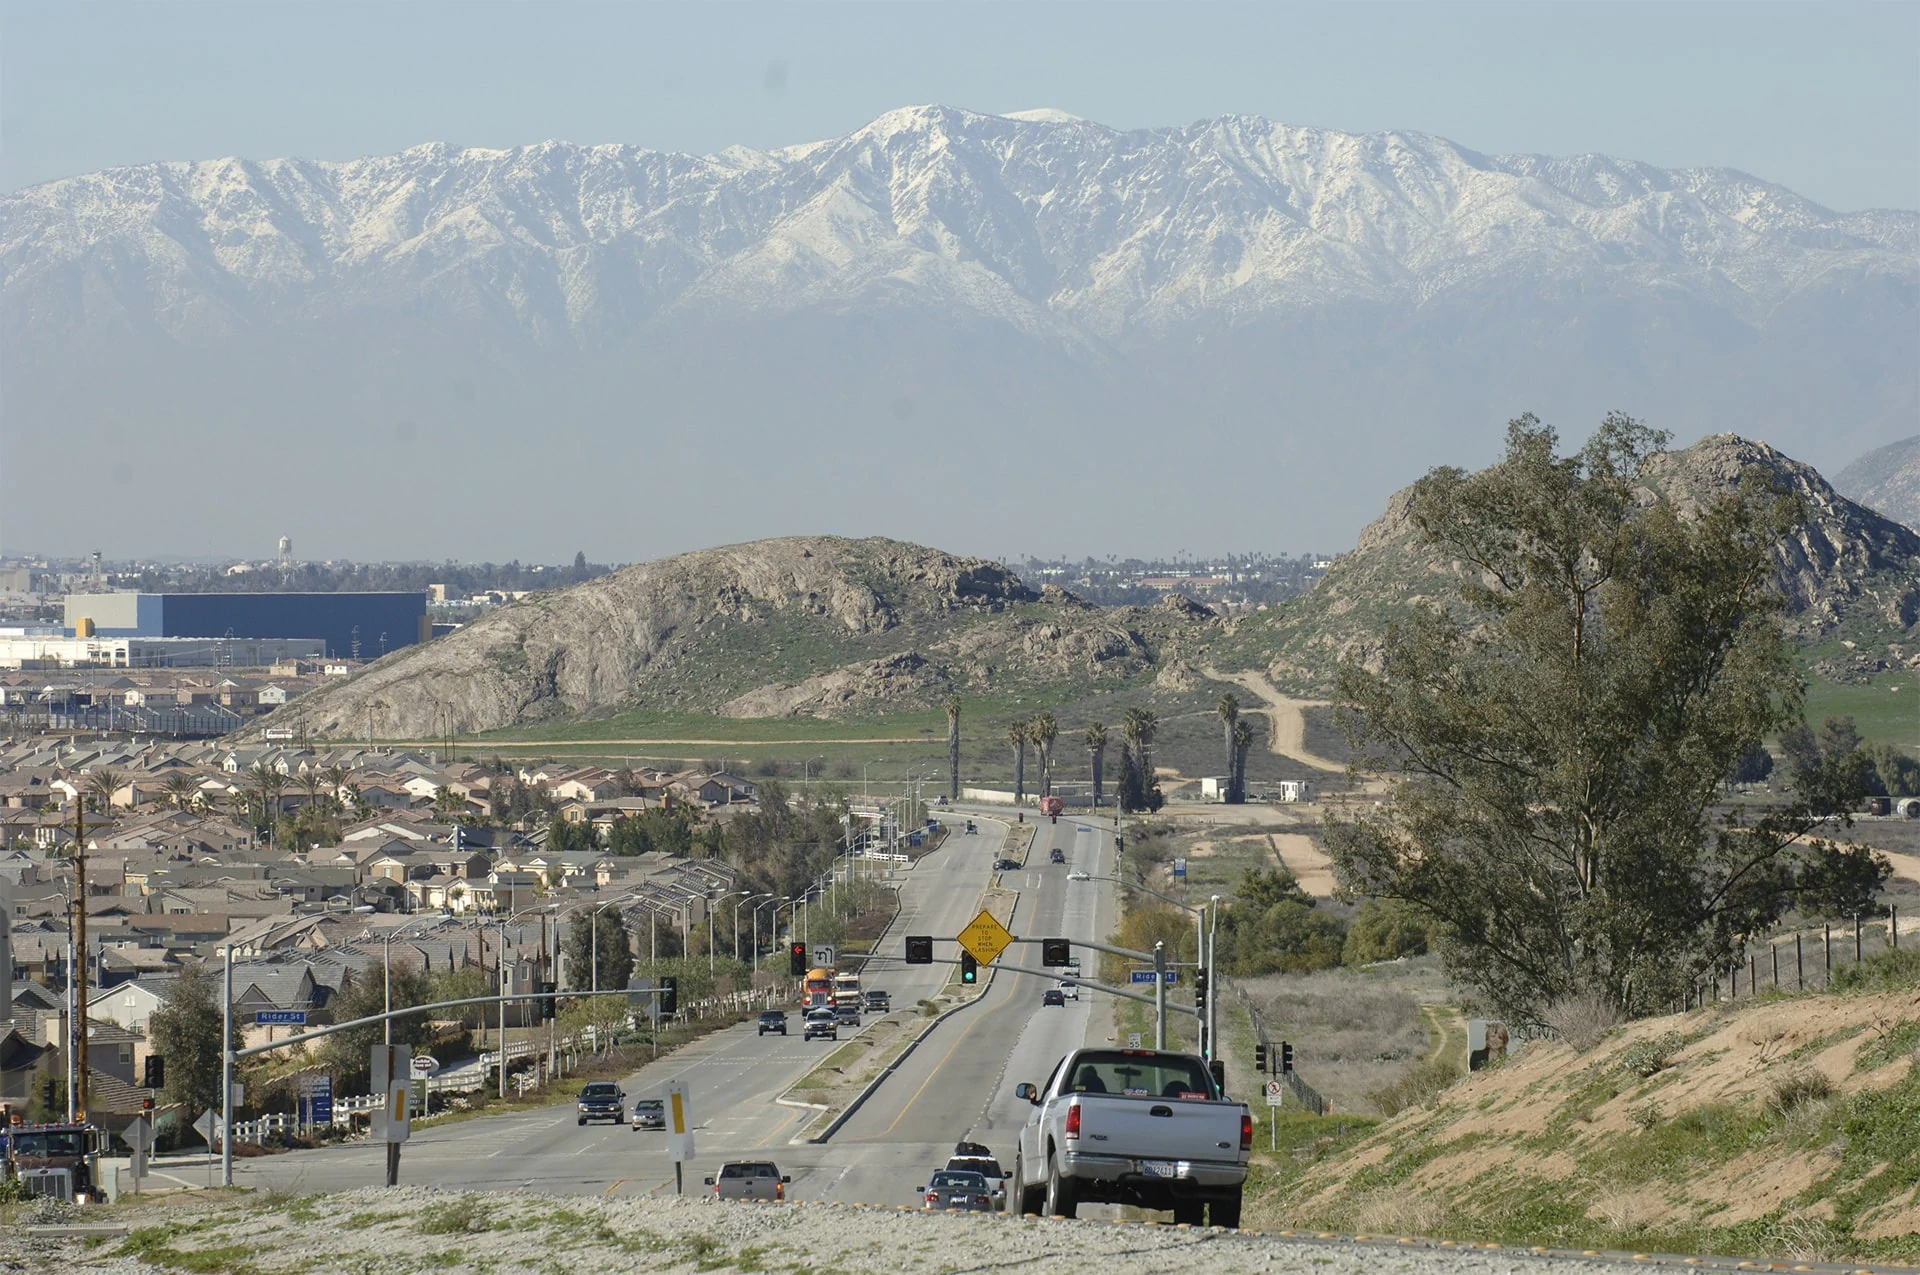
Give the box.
[256,536,1217,739]
[1215,433,1920,695]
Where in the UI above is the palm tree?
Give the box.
[85,768,124,814]
[321,765,351,815]
[246,762,286,847]
[161,772,200,812]
[1120,708,1159,812]
[944,696,963,803]
[1216,693,1241,802]
[1029,712,1058,797]
[1085,723,1108,808]
[1231,719,1254,805]
[1005,719,1030,805]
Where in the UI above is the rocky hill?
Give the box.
[256,536,1216,739]
[1835,435,1920,533]
[1220,433,1920,694]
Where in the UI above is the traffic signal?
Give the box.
[960,952,978,984]
[904,935,934,964]
[1280,1041,1294,1074]
[1254,1043,1268,1073]
[789,943,808,976]
[1041,939,1070,968]
[41,1078,54,1108]
[539,981,556,1021]
[659,976,679,1016]
[143,1054,165,1089]
[141,1096,154,1115]
[1194,967,1209,1011]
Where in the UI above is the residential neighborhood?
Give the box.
[0,736,761,1135]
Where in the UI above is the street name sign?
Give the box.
[1129,969,1178,984]
[956,909,1014,966]
[254,1010,307,1025]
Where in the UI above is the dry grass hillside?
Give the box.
[1252,954,1920,1266]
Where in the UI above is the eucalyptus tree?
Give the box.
[1327,414,1887,1020]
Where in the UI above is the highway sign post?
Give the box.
[124,1116,152,1194]
[372,1043,411,1188]
[813,945,836,969]
[665,1080,694,1195]
[1265,1079,1284,1148]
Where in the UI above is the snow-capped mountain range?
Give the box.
[2,106,1914,561]
[6,104,1911,341]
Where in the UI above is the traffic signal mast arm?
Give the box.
[899,952,1202,1019]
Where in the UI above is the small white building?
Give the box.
[1275,780,1314,803]
[1198,776,1233,802]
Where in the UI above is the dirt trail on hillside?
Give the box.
[1203,666,1345,772]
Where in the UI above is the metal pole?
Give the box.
[1797,932,1804,990]
[220,943,234,1187]
[1207,895,1220,1061]
[383,934,392,1045]
[1153,940,1167,1050]
[497,933,507,1100]
[64,936,75,1121]
[592,911,598,993]
[73,796,89,1120]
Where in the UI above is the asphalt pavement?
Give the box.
[216,813,1113,1204]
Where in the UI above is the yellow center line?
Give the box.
[874,978,1005,1139]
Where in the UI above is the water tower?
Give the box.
[278,535,293,566]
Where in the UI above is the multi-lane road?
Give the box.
[213,812,1121,1208]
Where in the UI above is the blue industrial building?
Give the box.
[64,592,429,660]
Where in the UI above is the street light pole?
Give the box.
[1207,894,1221,1061]
[1153,940,1167,1050]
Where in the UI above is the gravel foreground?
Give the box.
[6,1189,1741,1274]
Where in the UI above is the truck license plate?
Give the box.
[1141,1160,1177,1178]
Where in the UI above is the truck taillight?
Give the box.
[926,1190,939,1204]
[1065,1102,1081,1141]
[1240,1112,1253,1151]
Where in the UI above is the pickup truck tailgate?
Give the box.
[1075,1095,1244,1164]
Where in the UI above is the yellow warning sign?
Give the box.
[956,909,1015,967]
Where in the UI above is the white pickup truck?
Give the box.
[1010,1047,1251,1228]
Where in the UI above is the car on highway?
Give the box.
[1049,847,1066,864]
[631,1098,665,1131]
[946,1142,1011,1210]
[1042,988,1066,1007]
[576,1081,625,1126]
[863,990,890,1013]
[964,820,977,834]
[706,1160,790,1202]
[1055,981,1079,1001]
[803,1008,838,1041]
[757,1010,789,1036]
[833,1000,862,1026]
[996,858,1026,871]
[1011,1047,1251,1228]
[919,1169,997,1212]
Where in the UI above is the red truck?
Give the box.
[1039,796,1064,822]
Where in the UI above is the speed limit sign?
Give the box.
[1264,1078,1284,1107]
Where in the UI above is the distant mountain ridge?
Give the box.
[7,105,1911,342]
[1834,436,1920,533]
[3,106,1914,559]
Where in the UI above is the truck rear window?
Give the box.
[1065,1051,1215,1099]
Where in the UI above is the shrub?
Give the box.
[1342,898,1433,965]
[1364,1057,1459,1116]
[1618,1031,1686,1079]
[1829,947,1920,994]
[416,1196,492,1235]
[1627,1100,1663,1130]
[1541,991,1625,1053]
[1766,1068,1834,1116]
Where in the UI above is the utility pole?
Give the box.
[72,795,89,1120]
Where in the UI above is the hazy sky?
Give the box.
[3,1,1916,212]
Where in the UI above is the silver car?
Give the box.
[920,1169,996,1212]
[706,1160,790,1202]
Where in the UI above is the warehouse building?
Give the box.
[62,592,429,659]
